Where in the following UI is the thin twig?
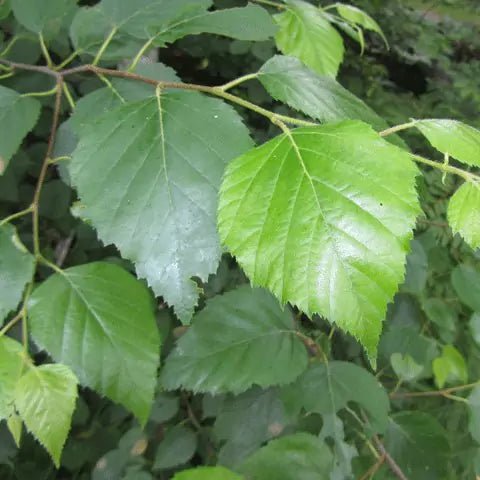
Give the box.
[390,380,480,399]
[373,435,409,480]
[359,453,386,480]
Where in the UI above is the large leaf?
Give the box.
[240,433,333,480]
[383,411,450,479]
[11,0,76,36]
[173,467,243,480]
[258,55,389,131]
[218,121,420,359]
[0,224,35,321]
[14,363,78,467]
[274,0,344,77]
[70,92,253,322]
[448,182,480,249]
[415,119,480,167]
[28,262,160,424]
[0,337,23,421]
[161,286,308,394]
[0,85,41,172]
[281,361,390,433]
[451,264,480,312]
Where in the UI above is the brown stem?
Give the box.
[359,453,386,480]
[32,77,64,257]
[373,435,409,480]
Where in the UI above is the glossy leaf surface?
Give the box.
[219,121,420,358]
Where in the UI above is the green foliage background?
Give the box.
[1,0,480,478]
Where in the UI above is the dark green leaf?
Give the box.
[240,433,333,480]
[153,425,197,470]
[452,264,480,312]
[28,262,160,424]
[161,286,308,394]
[70,92,253,321]
[0,223,35,321]
[0,85,41,171]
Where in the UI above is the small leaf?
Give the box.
[214,388,289,466]
[401,239,428,295]
[451,264,480,312]
[258,55,392,132]
[468,387,480,443]
[448,182,480,249]
[28,262,160,424]
[70,92,253,322]
[153,425,197,470]
[274,0,344,77]
[11,0,76,36]
[14,363,78,467]
[384,411,450,478]
[0,223,35,322]
[0,85,41,170]
[422,298,457,342]
[469,313,480,346]
[335,3,388,47]
[415,119,480,167]
[219,121,420,359]
[281,361,390,433]
[240,433,333,480]
[432,345,467,388]
[7,412,22,447]
[391,353,423,381]
[172,467,243,480]
[160,286,308,394]
[0,336,23,421]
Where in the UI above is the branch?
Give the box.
[372,435,409,480]
[390,380,480,399]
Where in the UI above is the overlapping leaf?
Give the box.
[240,433,333,480]
[415,119,480,166]
[281,361,390,433]
[219,120,420,358]
[274,0,344,77]
[69,91,253,321]
[448,182,480,249]
[160,286,308,393]
[0,336,23,421]
[0,223,35,321]
[0,85,41,172]
[28,262,160,424]
[14,363,78,467]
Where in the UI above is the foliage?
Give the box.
[0,0,479,478]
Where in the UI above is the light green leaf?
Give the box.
[153,425,197,470]
[161,286,308,394]
[70,92,253,322]
[218,121,420,359]
[448,182,480,249]
[451,264,480,312]
[468,387,480,443]
[335,3,388,47]
[240,433,333,480]
[281,361,389,433]
[214,388,289,466]
[28,262,160,424]
[14,363,78,467]
[7,412,22,447]
[0,336,23,421]
[432,345,467,388]
[274,0,344,77]
[258,55,391,132]
[415,119,480,167]
[384,412,450,479]
[173,467,243,480]
[0,224,35,321]
[391,353,423,381]
[0,85,41,171]
[11,0,76,36]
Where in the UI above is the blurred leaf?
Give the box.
[240,433,333,480]
[172,466,243,480]
[432,344,467,388]
[468,387,480,444]
[0,223,35,322]
[153,426,197,470]
[391,353,423,381]
[452,264,480,312]
[383,411,450,479]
